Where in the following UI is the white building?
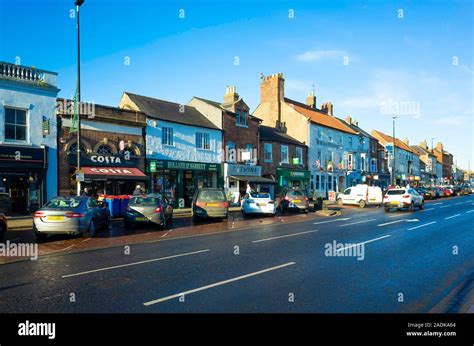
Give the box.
[371,130,420,186]
[0,62,60,213]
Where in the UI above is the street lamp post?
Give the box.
[392,116,397,186]
[75,0,84,196]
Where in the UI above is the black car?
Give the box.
[415,188,432,200]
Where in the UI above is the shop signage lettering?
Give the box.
[290,171,306,178]
[69,153,139,167]
[227,164,262,176]
[91,155,123,164]
[90,168,134,175]
[0,145,45,164]
[150,160,220,172]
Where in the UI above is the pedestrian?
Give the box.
[133,185,142,196]
[246,182,253,195]
[81,187,90,197]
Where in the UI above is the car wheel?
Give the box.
[359,200,366,208]
[408,202,414,212]
[161,214,167,229]
[384,207,390,213]
[304,209,309,214]
[84,220,95,238]
[419,201,424,210]
[192,214,200,223]
[103,217,110,230]
[337,199,343,206]
[124,221,132,230]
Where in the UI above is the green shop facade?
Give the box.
[276,167,310,193]
[148,159,223,208]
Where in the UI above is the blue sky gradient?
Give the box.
[1,0,472,168]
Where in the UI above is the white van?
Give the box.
[336,184,383,208]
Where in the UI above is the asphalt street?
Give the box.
[0,195,473,313]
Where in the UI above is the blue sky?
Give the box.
[1,0,473,169]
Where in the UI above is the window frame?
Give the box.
[280,145,289,164]
[264,143,273,163]
[162,126,174,146]
[4,106,28,143]
[196,132,211,150]
[295,146,303,165]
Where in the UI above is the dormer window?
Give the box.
[236,109,247,126]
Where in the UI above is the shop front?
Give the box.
[224,163,277,204]
[148,159,222,208]
[69,152,146,196]
[0,144,48,214]
[277,168,310,194]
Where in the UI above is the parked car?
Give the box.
[191,188,229,221]
[337,184,383,208]
[414,187,432,200]
[124,194,173,229]
[451,186,463,196]
[434,187,445,198]
[383,188,424,212]
[33,196,110,239]
[422,187,438,199]
[441,187,453,197]
[241,192,276,216]
[277,189,309,213]
[0,213,7,242]
[461,185,472,195]
[0,193,11,214]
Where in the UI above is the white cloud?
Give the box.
[434,116,469,126]
[296,49,348,62]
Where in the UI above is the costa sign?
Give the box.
[69,152,139,167]
[90,168,134,175]
[91,155,123,164]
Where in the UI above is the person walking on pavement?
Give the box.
[81,187,90,197]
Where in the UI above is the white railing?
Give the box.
[0,62,45,82]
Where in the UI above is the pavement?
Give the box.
[0,195,472,313]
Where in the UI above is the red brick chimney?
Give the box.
[321,101,333,116]
[260,73,285,127]
[260,73,285,103]
[306,91,316,109]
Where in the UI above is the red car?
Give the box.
[441,187,453,197]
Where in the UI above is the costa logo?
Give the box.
[90,168,133,175]
[90,155,122,164]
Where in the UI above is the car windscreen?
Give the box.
[44,198,83,209]
[198,190,226,201]
[387,190,406,195]
[288,190,305,197]
[129,197,160,205]
[250,193,270,199]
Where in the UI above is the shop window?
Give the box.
[5,107,27,142]
[162,127,174,146]
[295,147,303,165]
[264,143,272,162]
[96,144,113,154]
[315,175,320,190]
[281,145,289,164]
[196,132,210,150]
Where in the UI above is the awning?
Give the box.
[82,166,146,181]
[229,175,278,184]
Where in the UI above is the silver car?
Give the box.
[124,194,173,229]
[33,196,110,239]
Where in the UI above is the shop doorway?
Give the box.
[8,176,28,214]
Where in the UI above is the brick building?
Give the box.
[433,142,454,182]
[189,87,275,204]
[259,125,309,194]
[56,98,147,196]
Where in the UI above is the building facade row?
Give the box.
[0,62,456,213]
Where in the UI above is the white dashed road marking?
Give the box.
[378,220,404,227]
[337,219,377,227]
[408,221,437,231]
[143,262,296,306]
[335,235,391,253]
[253,230,319,243]
[62,249,210,278]
[444,214,461,220]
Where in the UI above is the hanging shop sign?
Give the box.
[226,163,261,177]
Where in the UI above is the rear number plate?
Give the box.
[293,199,301,203]
[390,202,398,205]
[135,217,148,221]
[48,216,64,221]
[206,203,218,207]
[257,203,267,206]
